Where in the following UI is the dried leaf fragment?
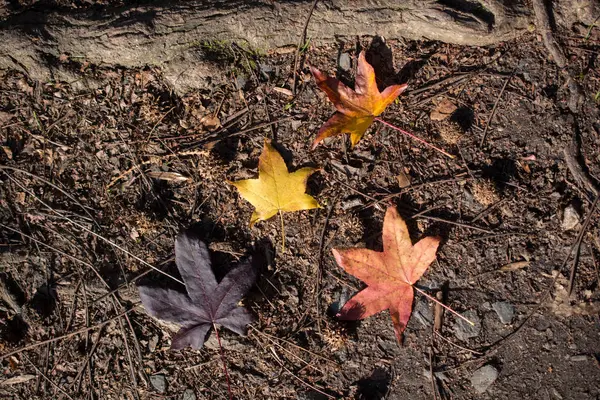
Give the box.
[333,206,440,341]
[146,171,189,183]
[311,51,407,148]
[228,140,320,226]
[430,98,457,121]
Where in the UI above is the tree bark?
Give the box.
[1,0,533,92]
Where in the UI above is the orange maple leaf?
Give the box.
[332,206,440,341]
[310,51,407,149]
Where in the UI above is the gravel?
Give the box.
[492,301,515,324]
[471,365,499,393]
[454,310,481,341]
[150,374,167,393]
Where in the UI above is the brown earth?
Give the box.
[1,13,600,400]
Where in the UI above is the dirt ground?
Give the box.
[1,19,600,400]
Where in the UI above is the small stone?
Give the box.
[338,53,351,71]
[291,120,302,131]
[492,301,514,324]
[341,197,365,210]
[454,310,481,341]
[562,205,580,231]
[470,365,499,393]
[150,374,167,393]
[413,300,433,327]
[182,388,196,400]
[570,355,588,362]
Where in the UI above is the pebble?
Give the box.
[413,300,433,327]
[570,355,588,362]
[492,301,515,324]
[341,197,365,210]
[338,53,352,71]
[562,205,580,231]
[470,365,499,393]
[150,374,167,393]
[182,388,196,400]
[454,310,481,341]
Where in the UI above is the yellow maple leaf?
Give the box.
[311,51,407,148]
[229,141,320,228]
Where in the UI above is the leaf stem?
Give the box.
[279,210,286,254]
[374,117,455,159]
[213,324,233,400]
[412,285,475,326]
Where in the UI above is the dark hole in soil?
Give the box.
[355,366,392,399]
[31,282,58,318]
[451,106,475,131]
[1,315,29,343]
[542,84,559,99]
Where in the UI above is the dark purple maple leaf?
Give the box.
[138,232,257,350]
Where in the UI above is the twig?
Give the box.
[433,288,445,332]
[568,196,599,294]
[480,69,515,147]
[22,354,74,400]
[429,347,438,400]
[249,326,337,364]
[292,0,319,94]
[0,306,139,360]
[374,118,455,159]
[279,210,286,254]
[0,166,99,228]
[415,215,493,234]
[564,133,600,198]
[200,116,296,149]
[413,286,474,326]
[269,347,336,399]
[213,324,233,400]
[434,331,483,355]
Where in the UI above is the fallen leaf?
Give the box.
[138,232,257,350]
[332,206,440,341]
[229,140,320,226]
[396,170,411,188]
[199,114,221,131]
[311,51,407,148]
[0,375,36,386]
[430,98,457,121]
[499,261,529,272]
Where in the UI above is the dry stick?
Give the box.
[412,286,474,326]
[0,306,139,360]
[249,326,336,365]
[22,355,75,400]
[532,0,583,112]
[479,69,515,147]
[564,136,600,198]
[434,331,483,355]
[269,347,336,399]
[2,170,181,285]
[279,210,286,254]
[374,118,455,159]
[212,324,233,400]
[416,214,493,235]
[0,165,99,228]
[292,0,319,94]
[200,116,296,148]
[429,346,438,400]
[467,195,600,362]
[433,290,445,332]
